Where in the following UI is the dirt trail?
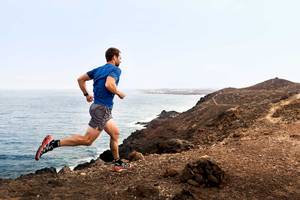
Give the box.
[265,93,300,123]
[1,123,299,200]
[212,96,218,105]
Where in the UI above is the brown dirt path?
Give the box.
[0,122,299,200]
[265,93,300,123]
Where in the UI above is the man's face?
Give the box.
[114,54,122,67]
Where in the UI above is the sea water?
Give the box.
[0,89,203,179]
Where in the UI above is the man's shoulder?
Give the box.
[113,67,121,77]
[115,66,121,73]
[107,64,121,73]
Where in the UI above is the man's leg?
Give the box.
[104,119,120,160]
[104,119,131,171]
[35,126,101,160]
[60,126,101,146]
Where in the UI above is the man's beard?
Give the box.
[115,63,120,67]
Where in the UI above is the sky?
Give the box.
[0,0,299,90]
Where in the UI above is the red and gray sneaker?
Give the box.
[35,135,55,161]
[112,159,131,172]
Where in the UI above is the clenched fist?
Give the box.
[86,95,94,103]
[117,91,126,99]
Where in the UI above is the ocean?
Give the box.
[0,89,203,179]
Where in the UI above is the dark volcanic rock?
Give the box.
[73,158,103,171]
[99,138,194,162]
[157,110,179,119]
[58,166,72,174]
[99,149,114,162]
[135,110,179,128]
[17,173,35,180]
[16,167,57,179]
[157,139,194,153]
[128,151,145,161]
[35,167,57,175]
[135,121,149,127]
[74,160,95,171]
[180,156,225,187]
[98,78,300,162]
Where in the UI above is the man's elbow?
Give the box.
[105,83,116,93]
[77,76,84,83]
[105,82,111,90]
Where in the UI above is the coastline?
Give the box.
[1,78,300,199]
[139,88,215,95]
[0,90,201,179]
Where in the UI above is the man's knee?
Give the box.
[83,127,100,146]
[84,137,94,146]
[83,133,97,146]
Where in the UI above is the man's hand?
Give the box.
[105,76,125,99]
[86,95,94,102]
[117,91,126,99]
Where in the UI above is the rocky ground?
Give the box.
[0,78,299,200]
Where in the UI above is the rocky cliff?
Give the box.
[0,78,299,200]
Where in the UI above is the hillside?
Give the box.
[0,78,299,200]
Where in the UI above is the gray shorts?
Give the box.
[88,103,112,130]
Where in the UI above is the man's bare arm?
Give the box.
[105,76,125,99]
[77,73,93,102]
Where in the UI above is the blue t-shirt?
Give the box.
[87,63,121,109]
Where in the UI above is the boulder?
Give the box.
[99,149,114,162]
[58,166,72,174]
[157,139,194,153]
[73,158,103,171]
[128,151,145,161]
[158,110,179,119]
[180,156,224,187]
[35,167,57,175]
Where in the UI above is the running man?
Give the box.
[35,47,130,172]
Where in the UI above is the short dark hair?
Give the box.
[105,47,120,62]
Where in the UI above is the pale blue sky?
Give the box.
[0,0,299,90]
